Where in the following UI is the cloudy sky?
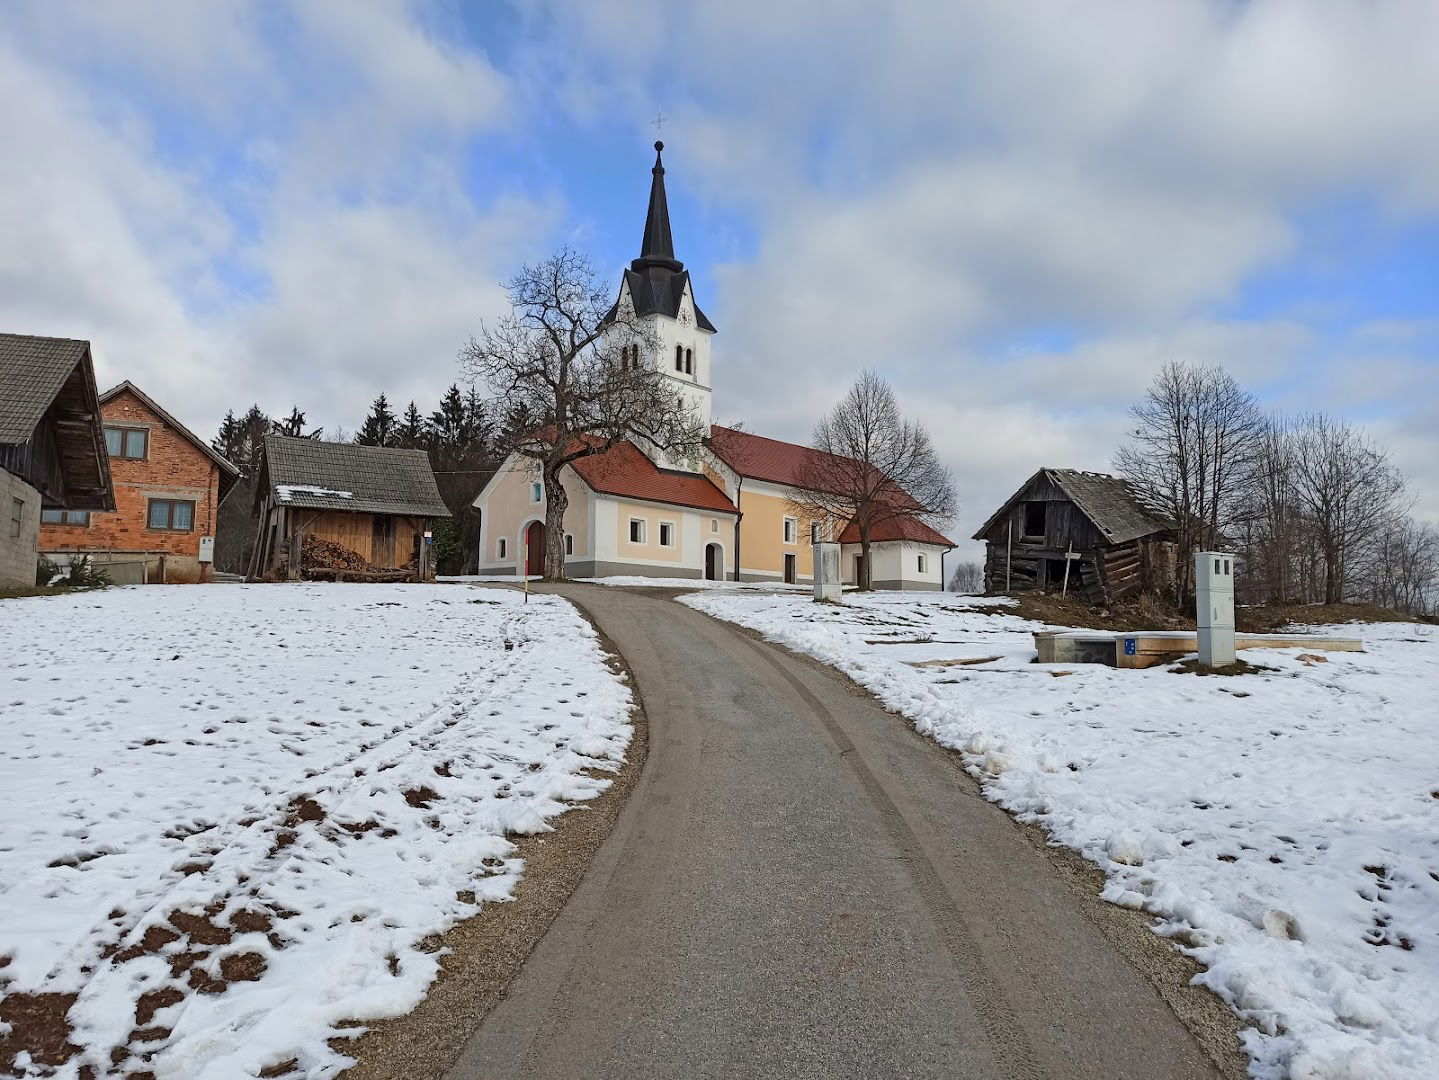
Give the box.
[2,0,1436,559]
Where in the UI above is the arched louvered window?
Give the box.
[675,344,684,371]
[685,348,693,374]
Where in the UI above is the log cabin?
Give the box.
[249,435,450,582]
[973,469,1177,605]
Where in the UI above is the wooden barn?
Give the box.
[249,435,450,582]
[973,469,1177,605]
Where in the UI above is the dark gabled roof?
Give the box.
[972,468,1174,545]
[259,435,450,518]
[0,333,114,510]
[603,142,716,333]
[569,439,738,514]
[0,333,90,443]
[99,381,240,502]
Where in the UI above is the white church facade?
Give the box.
[473,142,953,589]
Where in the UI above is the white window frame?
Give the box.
[917,553,928,574]
[628,517,646,544]
[710,518,719,533]
[783,516,797,544]
[658,520,676,548]
[565,533,574,556]
[497,537,507,559]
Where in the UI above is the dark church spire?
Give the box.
[632,141,682,273]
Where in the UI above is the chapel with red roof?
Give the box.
[472,143,954,589]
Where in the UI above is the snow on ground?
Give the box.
[439,575,809,591]
[681,589,1439,1080]
[0,583,631,1079]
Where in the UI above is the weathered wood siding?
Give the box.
[300,510,424,568]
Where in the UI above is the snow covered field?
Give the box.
[681,590,1439,1080]
[0,584,632,1079]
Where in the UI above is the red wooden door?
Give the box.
[526,520,545,575]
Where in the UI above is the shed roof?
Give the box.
[260,435,450,518]
[0,333,114,510]
[0,333,91,443]
[838,515,955,549]
[972,468,1173,545]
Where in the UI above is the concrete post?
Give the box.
[813,540,843,603]
[1196,551,1236,667]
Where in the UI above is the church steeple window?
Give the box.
[685,348,693,375]
[675,344,684,372]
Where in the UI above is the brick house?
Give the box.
[39,381,239,583]
[0,334,114,587]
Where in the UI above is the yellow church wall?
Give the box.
[612,499,686,563]
[736,483,819,579]
[478,458,591,568]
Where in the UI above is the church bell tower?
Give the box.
[609,141,717,462]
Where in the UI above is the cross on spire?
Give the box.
[651,110,667,136]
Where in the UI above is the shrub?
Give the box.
[65,554,113,589]
[35,553,61,588]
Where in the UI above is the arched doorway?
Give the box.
[525,520,545,576]
[704,542,722,581]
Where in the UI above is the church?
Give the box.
[472,143,954,589]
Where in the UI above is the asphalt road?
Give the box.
[447,585,1226,1080]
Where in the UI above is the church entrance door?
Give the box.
[526,520,545,576]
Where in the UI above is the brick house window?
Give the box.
[9,498,22,538]
[104,426,148,460]
[147,499,194,531]
[41,509,90,526]
[658,521,675,547]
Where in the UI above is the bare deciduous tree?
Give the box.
[947,560,984,594]
[1288,412,1407,604]
[1115,360,1265,601]
[787,371,956,590]
[461,248,706,580]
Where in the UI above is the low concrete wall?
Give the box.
[0,471,41,587]
[871,578,943,592]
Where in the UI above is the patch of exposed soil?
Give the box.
[977,593,1428,634]
[0,991,80,1071]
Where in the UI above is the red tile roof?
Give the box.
[708,425,844,488]
[839,515,956,548]
[570,440,738,514]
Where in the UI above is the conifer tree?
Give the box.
[355,393,397,447]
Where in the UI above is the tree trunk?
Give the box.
[543,467,569,581]
[859,530,873,591]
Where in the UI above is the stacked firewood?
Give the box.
[299,535,411,582]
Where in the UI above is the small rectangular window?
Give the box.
[146,499,195,531]
[1223,558,1231,575]
[783,517,796,544]
[531,482,542,503]
[497,537,507,559]
[41,509,90,526]
[1214,558,1221,575]
[104,426,148,460]
[9,498,22,538]
[628,518,645,544]
[918,554,927,573]
[565,533,574,556]
[659,521,674,547]
[711,518,718,533]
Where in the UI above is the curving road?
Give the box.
[447,585,1227,1080]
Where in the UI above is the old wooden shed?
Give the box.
[972,469,1176,605]
[249,435,450,582]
